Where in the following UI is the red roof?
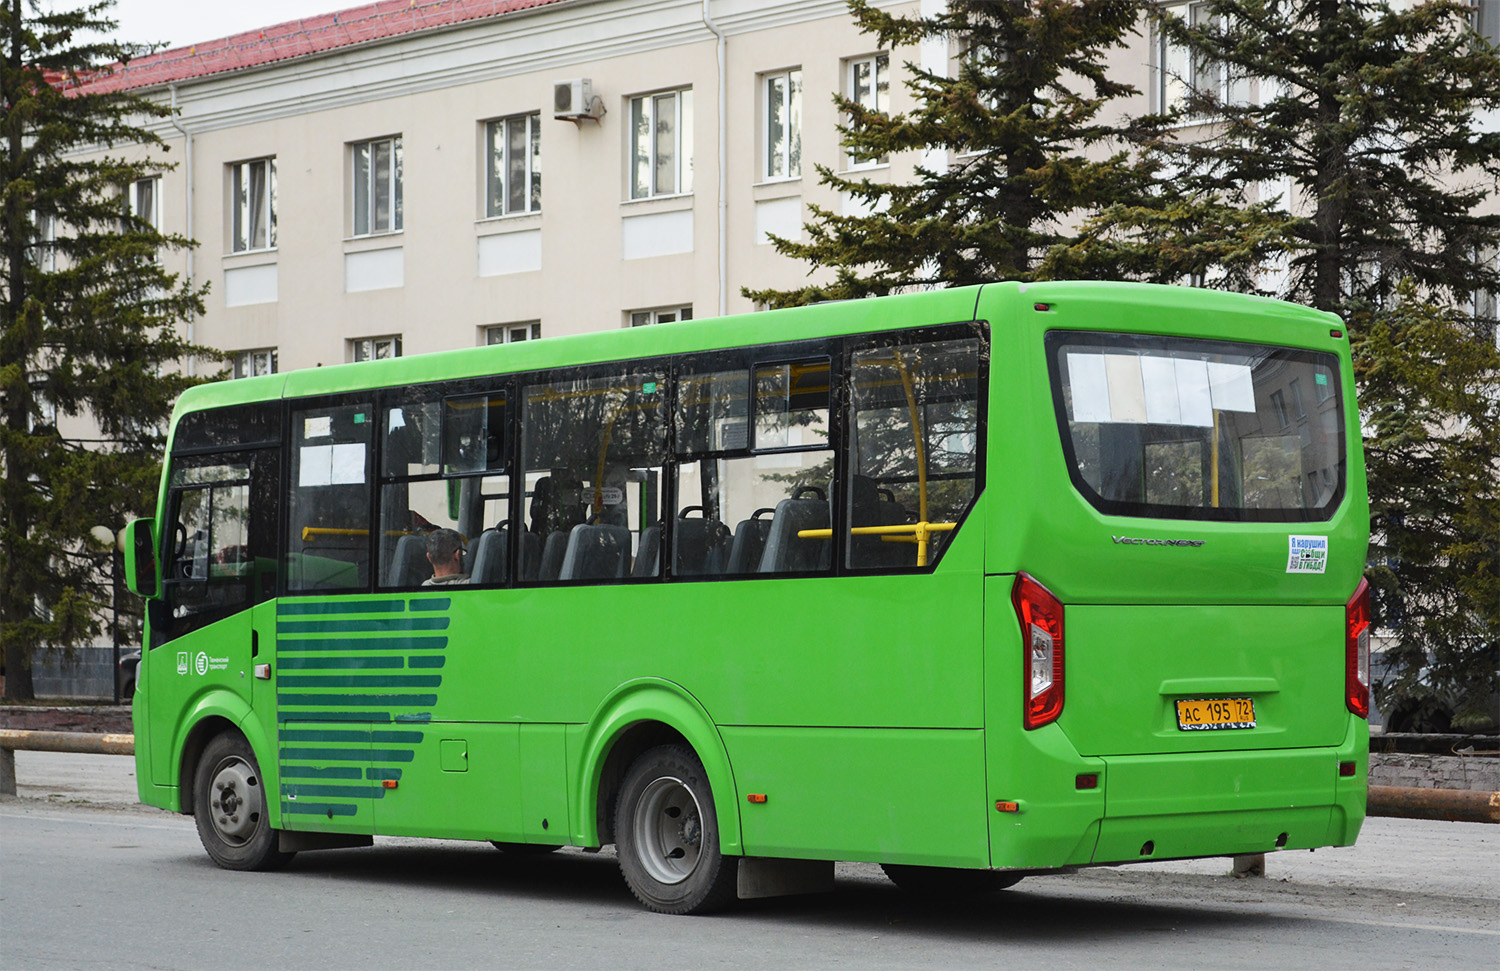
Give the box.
[66,0,568,94]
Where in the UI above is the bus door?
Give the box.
[149,448,280,787]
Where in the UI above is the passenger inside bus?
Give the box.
[422,528,470,585]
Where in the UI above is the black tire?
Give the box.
[881,863,1022,896]
[615,743,737,915]
[489,841,563,855]
[192,733,295,871]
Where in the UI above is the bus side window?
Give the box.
[846,336,982,571]
[521,368,666,582]
[287,402,374,592]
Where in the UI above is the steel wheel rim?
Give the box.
[208,756,264,846]
[633,775,703,885]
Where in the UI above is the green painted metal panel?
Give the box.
[519,724,570,843]
[722,726,989,867]
[1063,605,1348,757]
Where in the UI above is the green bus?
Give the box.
[123,281,1371,914]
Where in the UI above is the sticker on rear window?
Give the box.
[1287,535,1328,574]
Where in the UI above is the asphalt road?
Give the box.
[1,752,1497,970]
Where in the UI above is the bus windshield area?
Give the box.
[1047,331,1345,522]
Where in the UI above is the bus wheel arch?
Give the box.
[576,679,741,856]
[176,714,239,815]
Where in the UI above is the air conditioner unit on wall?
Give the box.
[554,78,603,122]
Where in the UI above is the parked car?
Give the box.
[1370,648,1499,734]
[118,649,142,702]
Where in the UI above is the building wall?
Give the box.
[110,0,923,377]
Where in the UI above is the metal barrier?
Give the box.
[1367,785,1500,824]
[0,730,134,798]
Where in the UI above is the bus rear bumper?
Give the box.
[1090,722,1368,864]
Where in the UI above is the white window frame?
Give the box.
[484,113,541,218]
[628,88,693,200]
[484,322,542,345]
[844,53,889,170]
[350,336,403,362]
[229,158,275,252]
[627,306,692,328]
[1156,2,1249,113]
[233,348,279,379]
[129,176,161,231]
[1471,242,1498,322]
[351,136,403,237]
[761,68,803,182]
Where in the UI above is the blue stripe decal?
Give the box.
[407,655,446,669]
[284,783,385,800]
[280,747,417,763]
[278,674,442,689]
[279,656,404,670]
[278,600,407,616]
[278,693,438,707]
[280,765,363,780]
[278,617,449,634]
[279,711,392,723]
[393,712,432,723]
[409,598,451,612]
[277,636,448,653]
[366,768,403,781]
[283,802,360,817]
[280,729,425,744]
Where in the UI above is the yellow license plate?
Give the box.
[1176,697,1255,731]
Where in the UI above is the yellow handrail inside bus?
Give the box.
[302,527,370,541]
[797,521,956,567]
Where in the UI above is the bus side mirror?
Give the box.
[124,518,158,598]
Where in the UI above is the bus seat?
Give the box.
[470,527,508,585]
[631,525,661,578]
[387,534,432,587]
[538,530,569,581]
[851,476,912,568]
[517,529,541,580]
[758,498,830,573]
[676,516,731,576]
[559,523,632,581]
[726,510,774,574]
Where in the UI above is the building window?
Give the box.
[845,53,889,169]
[1472,242,1498,322]
[233,348,278,378]
[485,113,541,217]
[762,69,802,181]
[230,159,275,251]
[629,88,693,199]
[485,322,541,344]
[350,336,402,362]
[1475,1,1500,45]
[352,136,403,236]
[1156,2,1248,111]
[628,306,692,328]
[129,176,160,230]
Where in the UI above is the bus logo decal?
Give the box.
[177,651,189,675]
[1112,535,1205,547]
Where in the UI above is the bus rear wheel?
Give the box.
[615,744,737,915]
[193,733,295,871]
[881,864,1022,897]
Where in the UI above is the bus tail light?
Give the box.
[1013,572,1064,730]
[1345,578,1371,718]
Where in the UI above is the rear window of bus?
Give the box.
[1046,332,1345,522]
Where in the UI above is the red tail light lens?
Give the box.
[1345,578,1371,718]
[1012,572,1065,730]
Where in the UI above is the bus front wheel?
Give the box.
[193,733,295,871]
[615,744,737,914]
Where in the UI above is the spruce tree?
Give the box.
[1112,0,1500,727]
[745,0,1169,308]
[1,0,209,700]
